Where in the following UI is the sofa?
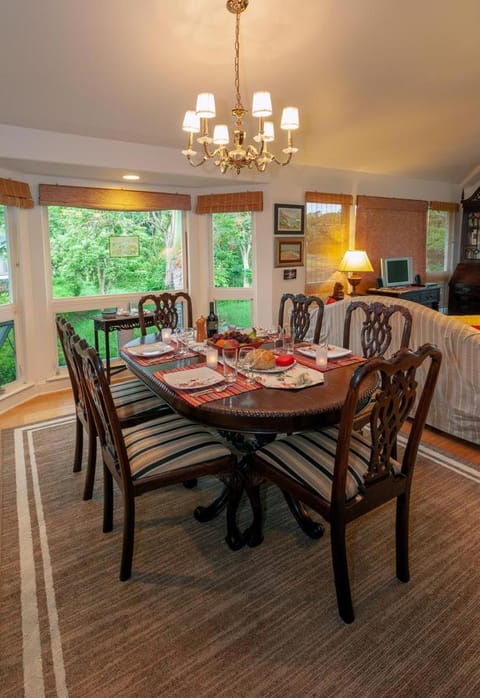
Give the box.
[312,295,480,446]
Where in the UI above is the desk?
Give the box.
[367,284,440,310]
[93,313,155,383]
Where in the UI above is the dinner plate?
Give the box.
[251,360,297,374]
[162,367,224,390]
[128,342,173,358]
[297,345,352,360]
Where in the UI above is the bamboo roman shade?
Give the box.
[429,200,460,212]
[39,184,191,211]
[196,191,263,214]
[305,192,353,205]
[0,177,34,209]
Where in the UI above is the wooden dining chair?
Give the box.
[137,292,193,336]
[342,300,413,432]
[73,336,239,581]
[241,344,442,623]
[56,317,172,500]
[277,293,324,344]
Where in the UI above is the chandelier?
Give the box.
[181,0,299,174]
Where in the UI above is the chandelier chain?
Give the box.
[234,10,242,111]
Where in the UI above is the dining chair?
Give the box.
[137,292,193,336]
[342,300,413,432]
[72,336,239,581]
[56,317,172,500]
[277,293,324,344]
[243,343,442,623]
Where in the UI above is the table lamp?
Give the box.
[338,250,373,296]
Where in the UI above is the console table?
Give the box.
[367,284,440,310]
[93,313,155,382]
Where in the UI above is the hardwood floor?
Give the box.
[1,388,478,463]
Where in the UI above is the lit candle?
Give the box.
[161,328,172,343]
[205,347,218,370]
[315,343,328,370]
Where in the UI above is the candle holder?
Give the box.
[205,347,218,370]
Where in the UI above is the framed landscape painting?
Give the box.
[274,203,304,235]
[109,235,139,257]
[275,237,304,267]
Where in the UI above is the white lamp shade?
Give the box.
[182,110,201,133]
[213,124,230,145]
[338,250,374,273]
[263,121,275,142]
[280,106,299,130]
[195,92,216,118]
[252,91,273,117]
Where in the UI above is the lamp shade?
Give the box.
[338,250,373,273]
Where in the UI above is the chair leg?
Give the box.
[120,495,135,581]
[102,464,113,533]
[395,493,410,583]
[82,429,97,501]
[73,417,83,473]
[330,520,354,624]
[282,492,325,539]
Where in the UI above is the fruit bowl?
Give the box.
[207,330,264,355]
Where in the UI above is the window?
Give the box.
[48,207,186,298]
[210,211,254,328]
[0,205,17,386]
[426,208,451,273]
[305,194,352,297]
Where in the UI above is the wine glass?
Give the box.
[238,346,255,384]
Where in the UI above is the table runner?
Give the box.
[153,365,262,406]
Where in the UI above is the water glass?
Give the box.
[315,343,328,370]
[223,347,238,383]
[238,346,255,383]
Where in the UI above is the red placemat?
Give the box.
[153,365,262,406]
[122,346,196,366]
[294,349,365,372]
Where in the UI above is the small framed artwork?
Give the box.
[109,235,139,258]
[275,237,304,267]
[283,268,297,280]
[274,203,304,235]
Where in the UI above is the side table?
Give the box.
[93,313,155,382]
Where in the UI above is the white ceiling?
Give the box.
[1,0,479,186]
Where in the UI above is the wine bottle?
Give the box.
[206,302,219,338]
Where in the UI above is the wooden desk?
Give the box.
[93,313,155,383]
[367,284,440,310]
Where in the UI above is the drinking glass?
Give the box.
[238,346,255,384]
[222,347,238,383]
[174,328,186,354]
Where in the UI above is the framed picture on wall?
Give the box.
[109,236,140,257]
[274,203,304,235]
[275,237,304,267]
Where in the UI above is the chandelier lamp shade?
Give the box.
[338,250,374,296]
[181,0,299,174]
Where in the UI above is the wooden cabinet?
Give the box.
[367,284,440,310]
[448,188,480,314]
[460,186,480,262]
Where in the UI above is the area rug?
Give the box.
[2,417,480,697]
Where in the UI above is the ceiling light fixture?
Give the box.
[122,174,140,181]
[181,0,299,174]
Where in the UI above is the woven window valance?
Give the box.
[196,191,263,214]
[305,192,353,205]
[0,177,34,209]
[39,184,191,211]
[356,195,428,212]
[429,200,459,212]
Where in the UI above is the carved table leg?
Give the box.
[282,491,325,539]
[194,485,229,522]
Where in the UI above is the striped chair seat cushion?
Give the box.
[256,427,401,502]
[122,413,233,480]
[111,379,171,421]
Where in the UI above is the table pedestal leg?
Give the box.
[194,485,229,522]
[282,492,325,539]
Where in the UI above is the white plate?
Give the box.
[250,359,297,374]
[297,345,352,360]
[162,367,224,391]
[128,342,173,358]
[256,366,325,390]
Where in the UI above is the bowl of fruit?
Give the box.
[208,329,264,354]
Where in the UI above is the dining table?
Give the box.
[120,333,376,542]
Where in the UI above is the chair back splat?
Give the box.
[247,343,442,623]
[278,293,324,344]
[138,292,193,336]
[343,300,412,359]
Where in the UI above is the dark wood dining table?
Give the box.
[120,334,375,540]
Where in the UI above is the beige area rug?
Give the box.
[1,416,480,698]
